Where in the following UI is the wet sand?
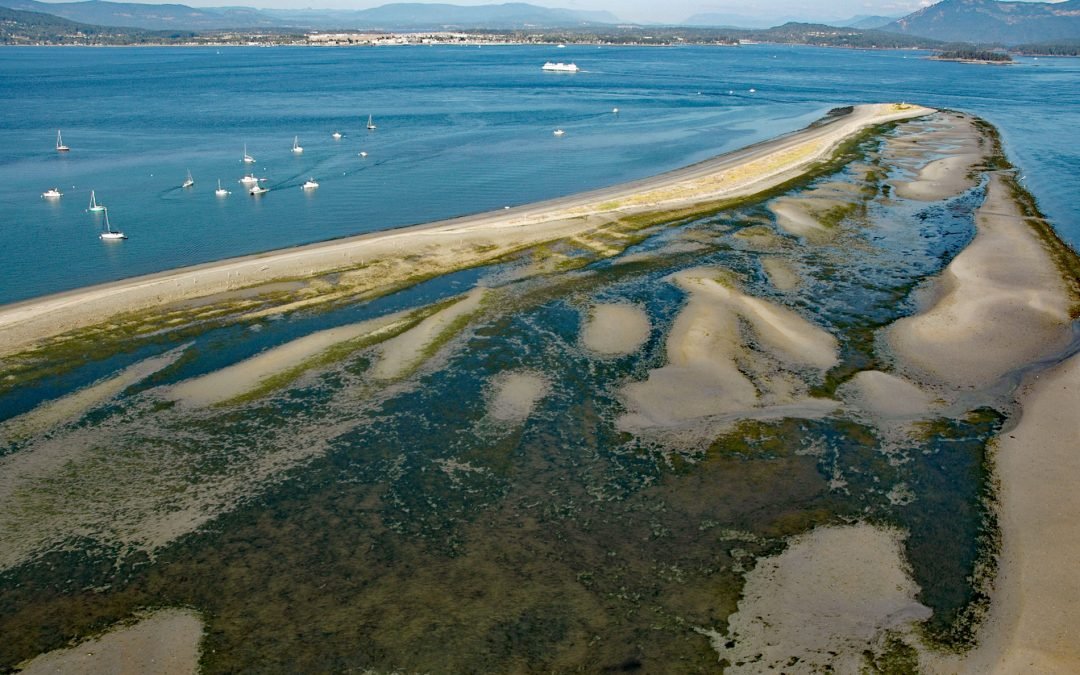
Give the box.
[167,313,409,406]
[928,352,1080,674]
[0,104,933,359]
[579,303,651,356]
[18,608,203,675]
[487,371,551,423]
[618,268,838,442]
[705,524,931,673]
[887,174,1074,390]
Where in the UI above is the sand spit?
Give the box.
[0,348,185,443]
[18,608,203,675]
[0,104,933,360]
[704,523,931,673]
[927,352,1080,674]
[580,303,651,356]
[618,268,838,441]
[168,312,409,407]
[887,174,1073,389]
[889,113,985,202]
[488,371,551,423]
[372,288,487,380]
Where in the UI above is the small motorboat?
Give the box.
[302,178,319,190]
[249,185,269,195]
[42,187,63,198]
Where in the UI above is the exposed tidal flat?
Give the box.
[1,102,1079,674]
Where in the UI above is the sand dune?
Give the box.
[887,174,1073,389]
[618,268,838,440]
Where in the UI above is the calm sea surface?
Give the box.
[0,44,1077,304]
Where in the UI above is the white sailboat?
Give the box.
[55,130,69,152]
[243,144,256,164]
[215,179,231,196]
[292,136,303,154]
[366,114,376,130]
[99,208,126,240]
[302,178,319,190]
[182,169,194,188]
[87,190,105,212]
[41,187,63,199]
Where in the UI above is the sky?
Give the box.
[32,0,1068,25]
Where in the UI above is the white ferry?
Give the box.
[542,62,579,73]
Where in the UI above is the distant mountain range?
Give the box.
[683,12,900,30]
[2,0,1078,46]
[883,0,1080,45]
[836,15,899,30]
[0,1,619,30]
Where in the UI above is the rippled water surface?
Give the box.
[0,45,1077,304]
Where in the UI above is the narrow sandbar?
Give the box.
[168,312,409,407]
[372,288,487,380]
[0,104,933,360]
[0,347,185,442]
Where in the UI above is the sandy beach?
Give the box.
[0,103,931,359]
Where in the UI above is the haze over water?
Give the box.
[0,44,1077,304]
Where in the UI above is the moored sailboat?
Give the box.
[87,190,105,212]
[55,130,69,152]
[99,208,126,240]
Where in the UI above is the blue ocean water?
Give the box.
[0,44,1076,304]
